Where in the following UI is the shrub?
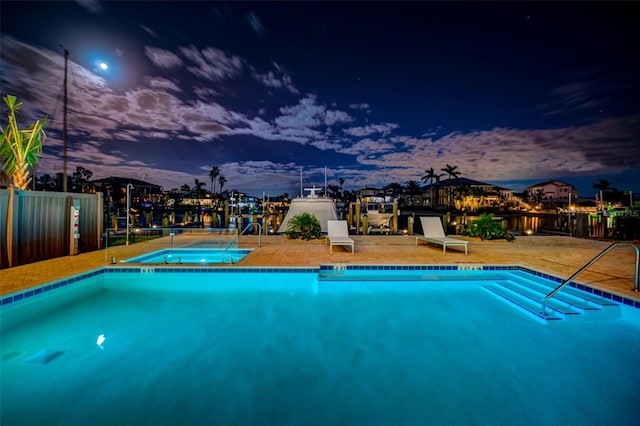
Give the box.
[284,212,322,240]
[461,213,515,241]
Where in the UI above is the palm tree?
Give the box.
[180,184,191,193]
[405,181,422,205]
[440,164,461,181]
[193,178,206,198]
[421,167,443,207]
[218,175,227,194]
[592,179,613,208]
[0,95,48,190]
[440,164,461,208]
[286,212,322,240]
[0,169,9,186]
[209,166,220,194]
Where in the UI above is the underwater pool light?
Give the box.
[96,334,106,348]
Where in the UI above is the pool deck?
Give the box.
[1,234,639,302]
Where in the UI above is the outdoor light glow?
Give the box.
[525,229,534,235]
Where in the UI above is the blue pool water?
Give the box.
[124,248,251,264]
[1,268,638,425]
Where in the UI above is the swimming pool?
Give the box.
[124,248,252,264]
[1,266,638,425]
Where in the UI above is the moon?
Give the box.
[99,62,108,70]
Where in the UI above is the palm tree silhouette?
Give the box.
[405,181,422,205]
[218,176,227,195]
[592,179,614,208]
[440,164,461,181]
[421,167,443,207]
[440,164,461,209]
[194,178,206,198]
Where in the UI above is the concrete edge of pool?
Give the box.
[122,248,253,264]
[2,264,639,312]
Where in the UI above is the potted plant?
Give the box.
[460,213,515,241]
[285,212,322,240]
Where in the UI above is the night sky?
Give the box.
[1,1,639,198]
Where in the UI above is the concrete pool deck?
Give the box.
[1,234,638,303]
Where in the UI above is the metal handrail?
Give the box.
[541,241,640,315]
[221,224,261,264]
[221,238,238,264]
[239,223,262,247]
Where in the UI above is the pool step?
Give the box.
[318,273,506,282]
[508,273,619,308]
[484,284,563,321]
[484,275,620,321]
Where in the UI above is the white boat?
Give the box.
[277,186,338,233]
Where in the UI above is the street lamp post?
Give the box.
[126,183,134,245]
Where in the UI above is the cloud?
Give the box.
[143,76,182,92]
[251,63,299,94]
[276,95,326,128]
[349,103,370,111]
[275,94,352,130]
[179,45,244,81]
[192,86,220,98]
[339,138,396,157]
[75,0,102,14]
[246,12,265,36]
[3,35,637,197]
[324,110,353,126]
[343,123,398,137]
[541,65,639,117]
[140,25,158,38]
[367,118,640,186]
[144,47,183,68]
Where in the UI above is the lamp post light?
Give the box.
[568,189,572,210]
[126,183,134,245]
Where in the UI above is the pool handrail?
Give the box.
[239,223,261,247]
[541,241,639,316]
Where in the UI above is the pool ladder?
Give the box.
[239,223,262,247]
[221,223,262,264]
[541,241,639,316]
[221,239,238,264]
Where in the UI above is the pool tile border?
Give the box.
[2,264,639,309]
[2,268,105,307]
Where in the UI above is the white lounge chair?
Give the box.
[416,217,468,255]
[327,220,355,254]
